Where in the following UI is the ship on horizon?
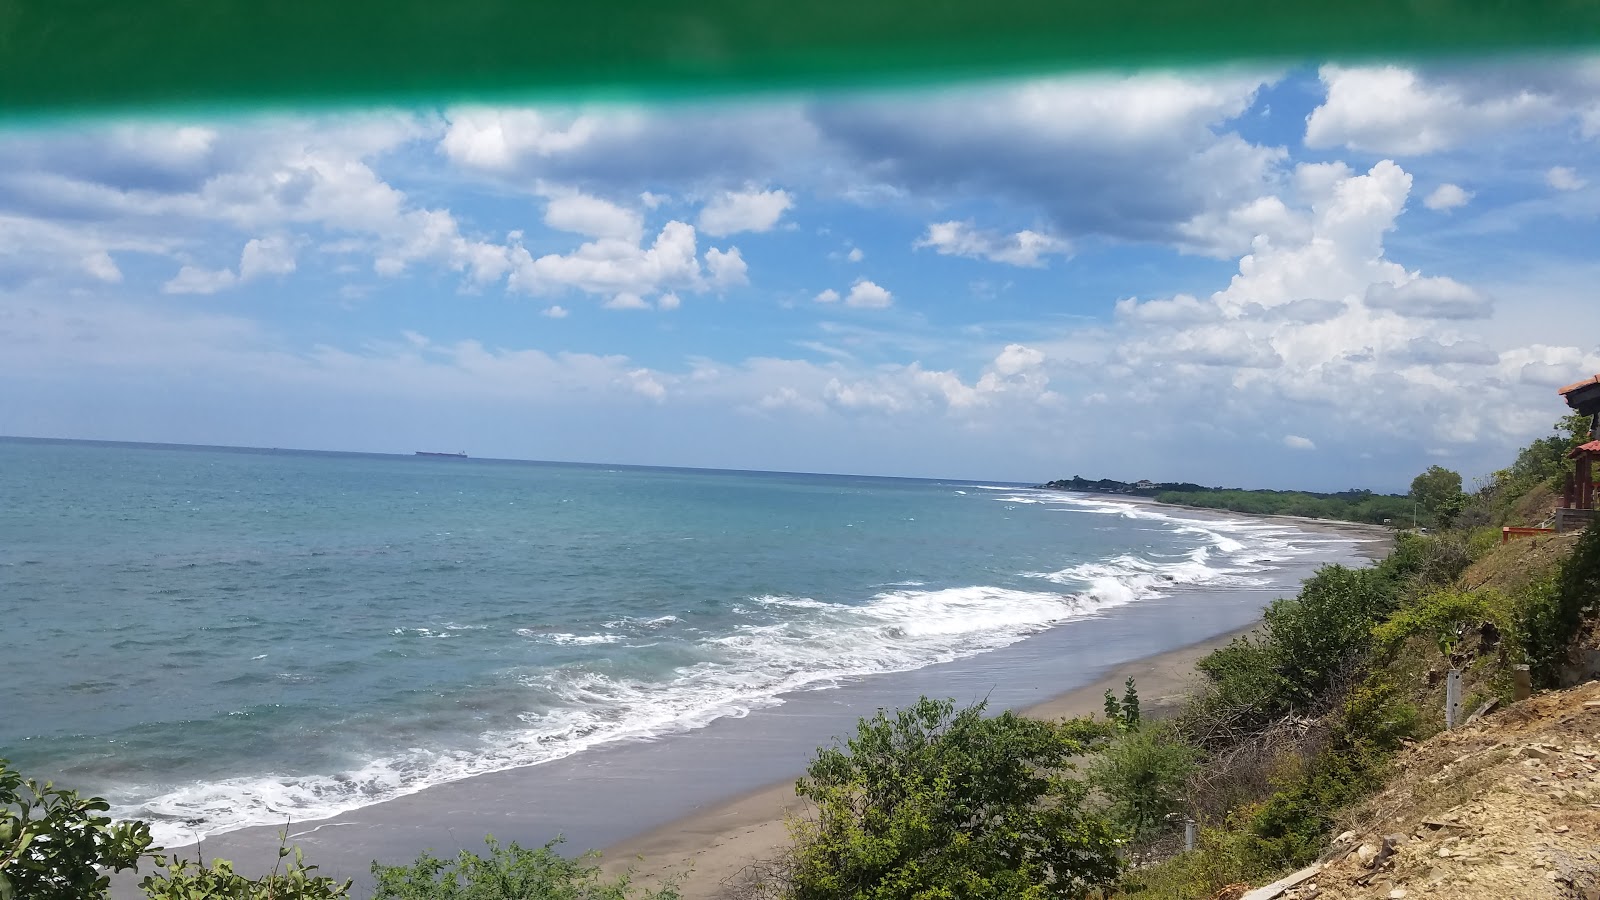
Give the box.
[415,450,468,458]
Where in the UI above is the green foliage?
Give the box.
[785,697,1122,900]
[141,842,352,900]
[1152,489,1412,526]
[1102,677,1141,732]
[1372,589,1515,659]
[0,758,152,900]
[1410,465,1464,528]
[1239,680,1419,872]
[1518,522,1600,686]
[371,836,675,900]
[1088,725,1195,840]
[1265,565,1397,708]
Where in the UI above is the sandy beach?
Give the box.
[596,620,1262,898]
[596,513,1391,898]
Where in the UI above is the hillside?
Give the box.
[1250,680,1600,900]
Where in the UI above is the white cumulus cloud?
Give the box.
[697,188,793,237]
[845,279,893,308]
[1283,435,1316,450]
[705,247,749,288]
[1423,183,1473,211]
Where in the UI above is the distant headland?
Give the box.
[1036,475,1412,525]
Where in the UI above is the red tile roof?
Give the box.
[1569,440,1600,458]
[1558,374,1600,395]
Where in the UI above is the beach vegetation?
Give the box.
[1088,724,1194,841]
[1517,520,1600,686]
[371,836,677,899]
[780,697,1123,900]
[1102,676,1140,732]
[0,758,151,900]
[140,842,351,899]
[1408,465,1464,528]
[1148,488,1412,526]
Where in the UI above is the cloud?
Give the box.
[1115,293,1217,325]
[541,190,644,241]
[239,236,297,280]
[1423,183,1473,211]
[163,265,238,295]
[1547,166,1587,191]
[1283,434,1316,450]
[624,368,667,399]
[1395,337,1500,365]
[510,220,701,299]
[542,305,569,318]
[705,247,749,288]
[657,292,682,311]
[845,279,893,308]
[815,72,1284,255]
[603,292,652,310]
[697,188,793,236]
[814,288,841,304]
[992,343,1045,376]
[914,221,1069,267]
[847,247,864,262]
[1304,63,1599,154]
[82,251,122,283]
[1364,277,1493,320]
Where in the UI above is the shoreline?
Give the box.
[105,509,1389,899]
[596,515,1391,898]
[596,620,1264,898]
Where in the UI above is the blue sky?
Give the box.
[3,60,1600,490]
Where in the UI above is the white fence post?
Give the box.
[1445,669,1462,729]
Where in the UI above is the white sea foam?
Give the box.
[119,493,1359,847]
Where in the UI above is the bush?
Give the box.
[371,836,675,900]
[783,697,1122,900]
[141,843,351,899]
[1262,565,1395,709]
[1238,680,1418,872]
[1519,522,1600,686]
[1372,589,1515,659]
[0,758,152,900]
[1089,725,1196,840]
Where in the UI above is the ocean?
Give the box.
[0,437,1365,848]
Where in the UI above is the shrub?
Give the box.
[1519,522,1600,686]
[371,837,677,900]
[0,758,152,900]
[1372,589,1515,659]
[1188,636,1290,742]
[1238,680,1418,872]
[1089,725,1196,840]
[141,843,351,900]
[1263,565,1395,709]
[783,697,1122,900]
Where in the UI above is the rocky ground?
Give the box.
[1241,680,1600,900]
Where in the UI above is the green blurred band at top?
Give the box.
[2,1,1598,116]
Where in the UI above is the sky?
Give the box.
[3,59,1600,491]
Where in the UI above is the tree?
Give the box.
[1089,725,1195,840]
[1409,465,1463,526]
[782,698,1122,900]
[0,759,151,900]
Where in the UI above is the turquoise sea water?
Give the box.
[0,437,1348,845]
